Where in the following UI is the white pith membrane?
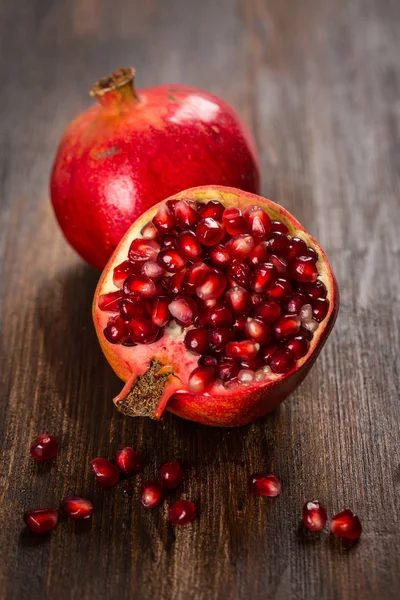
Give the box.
[94,188,336,413]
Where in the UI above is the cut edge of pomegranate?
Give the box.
[93,185,339,426]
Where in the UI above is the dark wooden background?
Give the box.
[1,0,399,598]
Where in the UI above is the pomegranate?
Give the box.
[30,434,58,460]
[115,447,142,476]
[51,67,260,269]
[330,510,362,540]
[140,481,165,508]
[169,500,196,525]
[61,497,94,520]
[93,186,339,427]
[23,508,59,534]
[159,461,184,489]
[248,474,281,497]
[90,458,120,487]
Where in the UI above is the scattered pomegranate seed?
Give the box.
[196,217,225,246]
[198,200,224,220]
[330,510,362,540]
[115,447,142,476]
[98,290,125,312]
[248,474,281,497]
[270,349,295,373]
[184,328,210,354]
[169,500,196,525]
[61,497,93,520]
[177,230,202,259]
[303,500,327,532]
[128,238,160,262]
[225,340,260,359]
[152,296,170,327]
[90,458,120,488]
[188,365,217,393]
[152,204,176,232]
[30,434,58,461]
[291,256,318,282]
[141,481,165,508]
[174,200,200,227]
[23,508,59,534]
[274,314,301,340]
[159,461,184,489]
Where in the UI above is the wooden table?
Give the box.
[1,0,399,598]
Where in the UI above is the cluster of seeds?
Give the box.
[98,199,330,392]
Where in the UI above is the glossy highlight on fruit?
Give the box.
[23,508,59,534]
[90,457,120,488]
[248,474,281,497]
[330,509,362,540]
[61,497,94,520]
[303,500,327,531]
[51,68,260,269]
[93,185,339,427]
[30,434,58,461]
[169,500,196,525]
[115,447,142,476]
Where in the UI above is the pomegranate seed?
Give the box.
[244,205,272,240]
[271,220,288,234]
[270,254,288,275]
[299,326,313,341]
[270,349,295,373]
[104,316,127,344]
[266,278,292,301]
[299,303,313,321]
[330,510,362,540]
[240,356,264,371]
[253,301,281,324]
[226,234,255,259]
[128,238,160,262]
[152,296,170,327]
[209,244,232,268]
[274,315,301,340]
[233,317,247,339]
[208,327,233,351]
[307,247,318,261]
[124,275,158,298]
[61,497,93,520]
[261,344,279,364]
[98,290,125,312]
[245,318,271,344]
[177,230,202,259]
[206,306,233,327]
[198,355,218,367]
[226,340,260,359]
[128,317,159,343]
[219,361,240,381]
[250,292,264,307]
[159,461,184,489]
[255,365,272,381]
[225,286,250,314]
[238,369,255,385]
[184,261,210,291]
[304,280,327,299]
[141,260,165,280]
[288,236,308,260]
[198,200,224,220]
[222,207,249,235]
[169,500,196,525]
[174,200,200,227]
[188,365,217,393]
[169,295,197,325]
[196,218,225,246]
[285,335,309,358]
[90,458,120,487]
[228,260,251,287]
[284,292,308,315]
[168,271,186,295]
[23,508,59,534]
[115,447,142,476]
[141,222,159,239]
[248,241,270,266]
[196,269,227,300]
[303,500,327,532]
[252,263,277,293]
[312,298,329,321]
[165,199,178,212]
[302,319,319,333]
[120,297,147,320]
[157,248,188,273]
[268,232,290,257]
[141,481,165,508]
[152,204,176,232]
[291,256,318,282]
[184,328,210,354]
[248,474,281,497]
[30,434,58,461]
[114,261,143,289]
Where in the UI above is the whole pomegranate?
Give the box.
[51,67,260,270]
[93,185,339,427]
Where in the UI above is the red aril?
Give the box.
[98,290,126,312]
[303,500,327,532]
[30,434,58,461]
[152,205,175,232]
[226,234,255,259]
[90,458,120,487]
[330,510,362,540]
[93,186,338,426]
[244,205,272,240]
[312,298,330,322]
[23,508,59,534]
[291,256,318,282]
[115,447,142,476]
[141,481,165,508]
[159,461,184,489]
[248,474,281,497]
[61,497,94,520]
[222,207,248,235]
[169,500,196,525]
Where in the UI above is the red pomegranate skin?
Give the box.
[50,68,260,270]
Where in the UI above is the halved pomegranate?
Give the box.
[93,186,339,427]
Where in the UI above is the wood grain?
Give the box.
[1,0,400,598]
